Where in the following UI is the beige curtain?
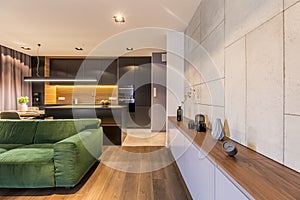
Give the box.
[0,45,31,111]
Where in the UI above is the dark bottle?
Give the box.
[177,106,182,121]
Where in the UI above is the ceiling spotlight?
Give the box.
[114,15,125,23]
[126,47,134,51]
[21,47,31,51]
[75,47,84,51]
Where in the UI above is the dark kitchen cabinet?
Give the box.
[134,57,151,106]
[118,56,151,106]
[50,59,84,78]
[118,57,151,128]
[82,59,103,81]
[118,57,135,86]
[100,59,117,84]
[83,59,117,84]
[49,58,117,85]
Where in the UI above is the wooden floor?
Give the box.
[0,146,190,200]
[122,129,166,147]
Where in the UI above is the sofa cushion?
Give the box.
[0,148,55,188]
[17,144,54,149]
[0,144,24,150]
[0,120,37,144]
[0,148,6,154]
[54,128,102,187]
[34,119,100,144]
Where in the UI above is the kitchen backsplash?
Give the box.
[45,84,118,104]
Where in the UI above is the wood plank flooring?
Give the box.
[122,130,166,147]
[0,146,191,200]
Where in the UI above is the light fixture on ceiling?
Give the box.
[36,43,41,77]
[23,44,97,83]
[113,15,125,23]
[24,77,97,82]
[21,47,31,51]
[75,47,84,51]
[126,47,134,51]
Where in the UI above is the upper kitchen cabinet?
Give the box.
[83,59,117,84]
[118,57,135,86]
[119,57,151,85]
[50,58,84,78]
[82,59,103,81]
[100,59,117,84]
[134,57,151,89]
[134,57,151,106]
[118,57,151,89]
[118,56,152,128]
[49,58,117,85]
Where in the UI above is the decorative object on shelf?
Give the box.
[72,98,78,105]
[196,122,207,132]
[188,120,195,129]
[186,87,195,98]
[211,118,225,141]
[195,114,206,132]
[222,140,238,157]
[100,99,110,105]
[17,96,29,111]
[195,114,205,124]
[177,106,182,121]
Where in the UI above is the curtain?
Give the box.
[0,45,31,111]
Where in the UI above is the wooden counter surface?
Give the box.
[168,116,300,199]
[1,110,45,118]
[44,105,126,109]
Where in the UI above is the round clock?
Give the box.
[222,140,238,157]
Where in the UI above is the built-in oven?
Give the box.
[118,85,135,112]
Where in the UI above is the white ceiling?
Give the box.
[0,0,201,56]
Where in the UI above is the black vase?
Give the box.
[177,106,182,121]
[196,122,206,132]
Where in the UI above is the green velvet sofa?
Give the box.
[0,119,103,188]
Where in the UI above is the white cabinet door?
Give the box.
[184,143,215,200]
[169,124,251,200]
[168,124,186,172]
[168,123,176,148]
[215,168,248,200]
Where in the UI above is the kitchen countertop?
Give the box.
[44,105,126,109]
[169,116,300,199]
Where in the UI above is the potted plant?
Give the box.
[17,96,29,111]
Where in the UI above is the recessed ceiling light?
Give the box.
[21,47,31,51]
[113,15,125,23]
[126,47,133,51]
[75,47,84,51]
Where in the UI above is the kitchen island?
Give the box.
[44,105,127,145]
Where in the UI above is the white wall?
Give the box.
[167,32,184,117]
[184,0,300,172]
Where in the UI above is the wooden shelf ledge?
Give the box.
[168,116,300,199]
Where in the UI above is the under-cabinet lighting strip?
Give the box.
[24,78,97,82]
[55,85,118,88]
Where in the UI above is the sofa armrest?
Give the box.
[54,127,103,187]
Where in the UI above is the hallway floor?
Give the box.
[122,129,166,147]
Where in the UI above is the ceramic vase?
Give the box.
[19,103,28,111]
[211,118,225,141]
